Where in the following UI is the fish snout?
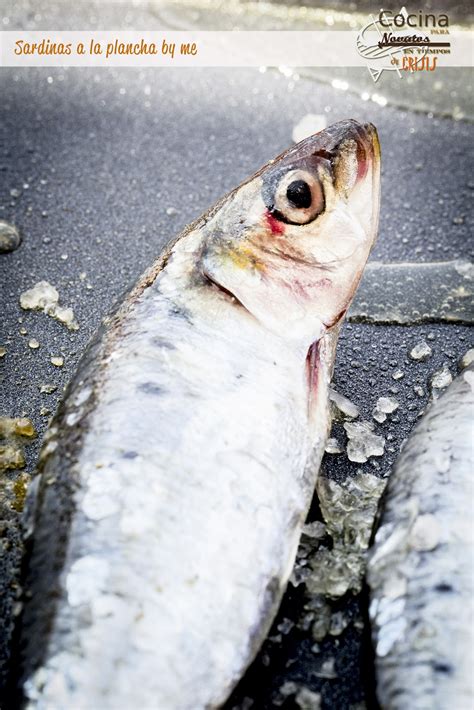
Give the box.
[361,122,380,155]
[349,122,380,183]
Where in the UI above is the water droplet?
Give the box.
[0,220,21,253]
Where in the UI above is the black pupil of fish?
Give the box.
[286,180,312,209]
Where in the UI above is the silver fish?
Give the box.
[18,120,380,709]
[367,365,474,710]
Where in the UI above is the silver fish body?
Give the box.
[18,120,380,709]
[368,365,474,710]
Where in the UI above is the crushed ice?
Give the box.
[430,364,453,396]
[372,396,399,424]
[409,341,432,361]
[0,416,36,472]
[20,281,79,331]
[329,387,359,420]
[292,472,386,601]
[343,420,385,463]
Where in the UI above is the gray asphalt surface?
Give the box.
[0,1,473,707]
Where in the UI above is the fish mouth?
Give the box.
[352,122,380,183]
[353,122,379,154]
[328,120,380,185]
[278,119,380,186]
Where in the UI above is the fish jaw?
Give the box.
[200,120,381,347]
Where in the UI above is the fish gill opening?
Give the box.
[201,270,255,318]
[306,340,320,421]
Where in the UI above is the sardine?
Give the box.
[367,365,474,710]
[16,120,380,709]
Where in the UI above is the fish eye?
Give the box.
[264,168,324,225]
[286,180,312,208]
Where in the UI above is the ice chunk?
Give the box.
[329,388,359,420]
[430,364,453,394]
[304,473,387,599]
[313,657,337,679]
[459,348,474,371]
[0,416,36,472]
[295,687,322,710]
[20,281,79,331]
[329,610,350,636]
[344,420,385,462]
[302,521,326,539]
[39,384,57,394]
[372,396,399,423]
[325,437,343,454]
[409,341,432,361]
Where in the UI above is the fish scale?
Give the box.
[368,365,474,710]
[25,290,313,709]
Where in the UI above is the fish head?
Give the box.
[201,119,381,346]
